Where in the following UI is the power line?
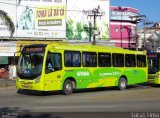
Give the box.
[0,1,83,13]
[84,6,105,45]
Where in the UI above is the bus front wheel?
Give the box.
[118,77,127,90]
[62,79,73,95]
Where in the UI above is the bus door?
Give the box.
[44,51,63,91]
[148,54,160,75]
[148,53,160,83]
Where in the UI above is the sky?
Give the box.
[110,0,160,25]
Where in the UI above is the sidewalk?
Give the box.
[0,79,16,89]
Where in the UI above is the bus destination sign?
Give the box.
[24,47,45,53]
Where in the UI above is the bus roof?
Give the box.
[25,42,146,55]
[49,43,146,55]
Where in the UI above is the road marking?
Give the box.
[32,105,115,110]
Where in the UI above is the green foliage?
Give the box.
[66,19,74,39]
[66,19,90,40]
[76,22,83,40]
[0,10,15,37]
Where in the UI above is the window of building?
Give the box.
[82,52,97,67]
[98,53,111,67]
[112,53,124,67]
[114,27,118,32]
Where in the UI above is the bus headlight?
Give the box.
[16,78,22,82]
[156,74,159,79]
[35,76,41,83]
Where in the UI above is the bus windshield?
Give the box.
[148,58,160,74]
[17,46,45,79]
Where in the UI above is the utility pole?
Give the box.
[84,22,92,42]
[130,15,146,50]
[143,20,154,47]
[83,6,104,45]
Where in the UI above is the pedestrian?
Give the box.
[8,64,13,80]
[13,65,17,79]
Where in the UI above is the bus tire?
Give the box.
[118,77,127,90]
[62,79,73,95]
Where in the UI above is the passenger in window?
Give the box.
[126,60,130,67]
[46,58,53,69]
[46,54,52,68]
[119,56,124,67]
[47,62,53,68]
[65,57,72,67]
[99,59,107,67]
[74,60,80,66]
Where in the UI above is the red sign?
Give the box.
[25,47,44,52]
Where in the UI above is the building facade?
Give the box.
[138,22,160,52]
[110,6,139,49]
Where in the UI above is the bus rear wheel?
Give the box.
[118,77,127,90]
[62,79,73,95]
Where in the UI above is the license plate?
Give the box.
[22,84,32,88]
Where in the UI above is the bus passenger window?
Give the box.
[65,56,72,66]
[46,59,53,69]
[46,53,62,73]
[82,52,97,67]
[46,54,52,67]
[137,55,146,67]
[113,54,124,67]
[64,51,81,67]
[125,54,136,67]
[98,53,111,67]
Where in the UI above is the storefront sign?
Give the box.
[0,43,16,56]
[0,0,66,39]
[110,10,139,21]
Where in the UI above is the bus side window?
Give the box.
[64,51,81,67]
[46,53,53,69]
[47,60,53,69]
[46,52,62,73]
[73,60,80,66]
[65,57,72,66]
[98,53,111,67]
[113,53,124,67]
[137,55,146,67]
[82,52,97,67]
[125,54,136,67]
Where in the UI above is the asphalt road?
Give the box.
[0,84,160,118]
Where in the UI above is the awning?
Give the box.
[0,56,8,64]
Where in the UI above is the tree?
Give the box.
[0,10,15,37]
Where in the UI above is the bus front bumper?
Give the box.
[148,74,160,84]
[16,79,44,91]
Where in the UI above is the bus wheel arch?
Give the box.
[118,76,128,90]
[62,77,76,95]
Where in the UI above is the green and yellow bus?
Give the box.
[148,52,160,84]
[16,43,148,95]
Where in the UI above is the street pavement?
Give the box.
[0,79,16,88]
[0,84,160,118]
